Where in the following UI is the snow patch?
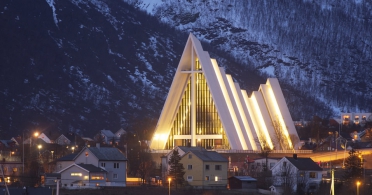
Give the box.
[45,0,59,28]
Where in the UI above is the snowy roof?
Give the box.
[87,146,127,161]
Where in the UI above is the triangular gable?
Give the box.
[57,163,89,174]
[151,33,250,150]
[150,33,299,150]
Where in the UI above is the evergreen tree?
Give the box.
[343,149,363,183]
[168,149,185,189]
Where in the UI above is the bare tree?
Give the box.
[290,134,300,150]
[272,115,292,150]
[255,134,273,172]
[273,162,297,194]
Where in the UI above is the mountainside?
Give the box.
[0,0,362,138]
[131,0,372,113]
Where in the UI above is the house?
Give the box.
[180,147,228,189]
[228,176,257,190]
[95,130,117,145]
[58,163,107,189]
[55,132,78,146]
[271,154,322,194]
[251,157,281,174]
[115,128,126,140]
[54,144,127,188]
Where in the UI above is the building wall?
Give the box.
[60,166,90,187]
[181,153,228,188]
[99,160,126,184]
[74,148,99,166]
[181,154,204,186]
[341,113,371,125]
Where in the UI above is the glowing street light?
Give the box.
[356,181,361,195]
[168,177,171,195]
[37,144,42,159]
[72,146,75,153]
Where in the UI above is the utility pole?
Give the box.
[331,169,334,195]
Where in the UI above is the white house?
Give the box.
[251,157,281,172]
[58,163,107,189]
[271,154,322,194]
[54,144,127,188]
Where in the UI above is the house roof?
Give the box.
[86,146,127,161]
[100,130,115,138]
[58,163,106,173]
[185,150,228,162]
[230,176,257,182]
[77,163,107,172]
[285,157,322,171]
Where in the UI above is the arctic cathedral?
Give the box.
[151,33,299,151]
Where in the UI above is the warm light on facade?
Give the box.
[149,33,299,150]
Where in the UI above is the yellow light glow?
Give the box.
[34,132,39,137]
[251,94,274,149]
[267,86,293,149]
[226,75,248,150]
[212,61,244,149]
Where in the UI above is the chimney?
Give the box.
[96,143,100,149]
[293,154,297,160]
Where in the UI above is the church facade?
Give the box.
[151,33,299,151]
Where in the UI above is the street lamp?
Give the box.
[51,151,54,161]
[72,146,75,154]
[168,177,171,195]
[356,181,360,195]
[37,145,42,160]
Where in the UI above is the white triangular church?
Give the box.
[151,33,299,151]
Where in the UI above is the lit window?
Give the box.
[113,174,118,179]
[13,168,17,172]
[187,176,193,181]
[215,165,221,170]
[91,173,104,180]
[309,172,317,178]
[205,176,210,181]
[214,176,221,181]
[188,165,192,170]
[71,173,82,177]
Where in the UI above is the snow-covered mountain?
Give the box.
[131,0,372,113]
[1,0,368,138]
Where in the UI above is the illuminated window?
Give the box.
[309,172,317,178]
[91,173,104,180]
[71,173,82,177]
[214,176,221,181]
[84,176,89,180]
[205,176,210,181]
[13,168,17,172]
